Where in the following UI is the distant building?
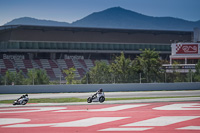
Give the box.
[163,43,200,73]
[163,28,200,73]
[0,25,193,80]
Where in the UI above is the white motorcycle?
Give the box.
[87,92,105,103]
[13,96,29,105]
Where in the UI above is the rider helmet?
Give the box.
[99,88,103,92]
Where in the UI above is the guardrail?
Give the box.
[0,82,200,94]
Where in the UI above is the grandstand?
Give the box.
[0,25,193,81]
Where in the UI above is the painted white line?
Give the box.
[0,118,30,125]
[153,103,200,110]
[123,116,200,126]
[3,117,129,128]
[89,104,149,111]
[4,123,55,128]
[55,104,149,112]
[177,126,200,130]
[54,110,86,112]
[53,117,129,127]
[99,127,153,131]
[0,107,66,113]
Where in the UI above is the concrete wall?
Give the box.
[0,82,200,94]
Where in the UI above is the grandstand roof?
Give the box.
[0,25,192,43]
[0,24,192,34]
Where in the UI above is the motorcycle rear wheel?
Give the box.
[22,100,28,105]
[99,96,105,103]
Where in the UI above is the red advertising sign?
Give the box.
[176,44,198,54]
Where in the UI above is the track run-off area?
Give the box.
[0,101,200,133]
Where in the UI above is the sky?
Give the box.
[0,0,200,26]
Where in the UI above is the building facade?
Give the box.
[0,25,193,80]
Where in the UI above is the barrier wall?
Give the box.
[0,82,200,94]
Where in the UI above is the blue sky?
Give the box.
[0,0,200,26]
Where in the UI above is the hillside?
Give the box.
[4,7,200,31]
[5,17,70,27]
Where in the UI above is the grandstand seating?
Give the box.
[0,58,111,80]
[56,59,68,69]
[3,59,14,68]
[31,60,39,68]
[0,59,6,69]
[71,59,81,78]
[14,60,25,68]
[34,60,43,68]
[53,68,63,78]
[23,60,33,68]
[78,59,87,68]
[7,68,16,73]
[45,68,56,79]
[65,59,74,68]
[101,59,110,65]
[40,59,50,68]
[92,59,96,66]
[48,60,58,68]
[20,68,28,74]
[72,59,81,68]
[85,59,94,68]
[0,68,7,75]
[77,68,86,78]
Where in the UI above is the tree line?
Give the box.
[1,49,200,85]
[0,69,49,85]
[80,49,200,84]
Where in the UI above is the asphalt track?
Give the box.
[0,91,200,132]
[1,90,200,101]
[0,101,200,133]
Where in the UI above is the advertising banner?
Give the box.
[172,43,200,55]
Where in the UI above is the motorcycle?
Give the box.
[13,96,29,105]
[87,92,105,103]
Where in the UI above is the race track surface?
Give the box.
[0,101,200,133]
[1,90,200,100]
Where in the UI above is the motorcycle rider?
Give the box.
[18,94,28,104]
[97,88,103,94]
[93,88,103,99]
[19,94,28,99]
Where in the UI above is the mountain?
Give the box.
[4,17,70,27]
[72,7,154,28]
[4,7,200,31]
[72,7,200,31]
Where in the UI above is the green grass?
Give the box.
[0,96,199,104]
[0,98,86,104]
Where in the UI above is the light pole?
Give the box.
[5,75,6,85]
[33,70,34,85]
[87,73,88,84]
[60,74,62,85]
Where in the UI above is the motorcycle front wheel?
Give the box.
[13,100,18,105]
[87,97,92,103]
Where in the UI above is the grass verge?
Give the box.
[0,96,199,104]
